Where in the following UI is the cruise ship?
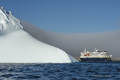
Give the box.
[80,48,112,62]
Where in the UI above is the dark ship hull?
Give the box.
[80,58,112,62]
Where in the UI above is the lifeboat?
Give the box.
[84,53,90,56]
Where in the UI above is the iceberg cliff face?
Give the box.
[0,30,72,63]
[0,7,78,63]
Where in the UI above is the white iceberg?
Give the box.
[0,7,78,63]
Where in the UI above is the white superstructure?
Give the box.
[80,48,112,58]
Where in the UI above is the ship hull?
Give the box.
[80,58,112,62]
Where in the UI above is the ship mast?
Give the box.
[84,48,87,53]
[94,48,96,52]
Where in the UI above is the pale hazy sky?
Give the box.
[1,0,120,33]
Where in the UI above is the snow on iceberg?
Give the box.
[0,7,23,34]
[0,7,78,63]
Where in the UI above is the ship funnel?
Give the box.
[94,48,99,52]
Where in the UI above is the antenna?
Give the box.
[84,47,87,53]
[94,48,96,52]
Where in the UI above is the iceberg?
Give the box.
[0,7,78,63]
[0,7,23,34]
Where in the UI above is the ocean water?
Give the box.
[0,62,120,80]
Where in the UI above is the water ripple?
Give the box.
[0,62,119,80]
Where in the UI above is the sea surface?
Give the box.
[0,62,120,80]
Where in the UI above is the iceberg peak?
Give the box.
[0,7,23,34]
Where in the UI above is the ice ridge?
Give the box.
[0,7,23,34]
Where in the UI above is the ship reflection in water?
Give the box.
[80,48,112,62]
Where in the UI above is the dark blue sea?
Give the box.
[0,62,120,80]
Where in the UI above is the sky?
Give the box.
[0,0,120,33]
